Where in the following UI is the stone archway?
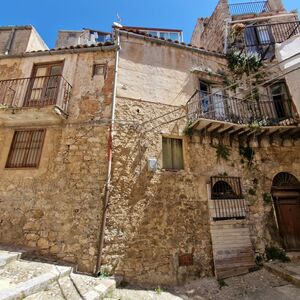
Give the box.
[271,172,300,250]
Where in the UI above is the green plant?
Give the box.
[239,145,255,167]
[265,246,290,262]
[98,268,110,278]
[183,125,194,137]
[218,278,228,289]
[263,192,272,205]
[214,144,231,161]
[255,255,264,266]
[226,49,262,77]
[248,188,256,196]
[155,286,164,295]
[0,104,8,109]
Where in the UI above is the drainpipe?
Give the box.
[5,27,16,55]
[95,27,120,275]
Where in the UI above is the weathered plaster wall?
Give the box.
[100,34,300,285]
[102,94,300,285]
[0,49,115,273]
[117,33,227,106]
[276,35,300,117]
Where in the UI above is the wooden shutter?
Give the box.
[162,137,184,170]
[6,129,46,168]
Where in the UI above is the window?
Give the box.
[6,129,46,168]
[199,81,210,113]
[25,63,63,107]
[93,64,107,77]
[270,82,291,120]
[162,137,184,170]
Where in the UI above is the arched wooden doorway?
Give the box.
[271,172,300,250]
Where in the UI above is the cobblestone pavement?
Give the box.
[107,269,300,300]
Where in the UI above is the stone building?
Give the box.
[0,0,300,287]
[0,26,117,274]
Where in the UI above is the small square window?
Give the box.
[6,129,46,168]
[93,64,107,77]
[162,137,184,170]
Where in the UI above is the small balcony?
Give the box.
[229,1,271,16]
[0,75,72,126]
[187,91,300,142]
[242,21,300,59]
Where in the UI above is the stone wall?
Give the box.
[99,33,300,285]
[191,0,230,53]
[0,48,115,273]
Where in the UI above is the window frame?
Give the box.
[5,129,46,169]
[162,136,184,171]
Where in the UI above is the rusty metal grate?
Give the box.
[211,176,247,220]
[178,253,194,267]
[6,129,46,168]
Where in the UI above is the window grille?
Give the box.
[6,129,46,168]
[211,176,247,220]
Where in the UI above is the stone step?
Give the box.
[264,262,300,288]
[0,250,116,299]
[0,265,71,300]
[0,252,21,269]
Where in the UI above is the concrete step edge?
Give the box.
[0,253,21,269]
[264,262,300,288]
[83,278,116,300]
[0,266,72,300]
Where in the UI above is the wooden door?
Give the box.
[273,192,300,250]
[25,63,62,107]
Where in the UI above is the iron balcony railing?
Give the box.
[211,176,247,220]
[0,75,72,114]
[187,91,296,126]
[244,21,300,48]
[229,1,270,16]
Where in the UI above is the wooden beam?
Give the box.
[209,124,224,135]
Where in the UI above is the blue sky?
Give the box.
[0,0,299,47]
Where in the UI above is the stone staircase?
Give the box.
[210,220,256,279]
[0,249,116,300]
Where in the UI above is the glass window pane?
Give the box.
[159,32,169,39]
[170,32,179,41]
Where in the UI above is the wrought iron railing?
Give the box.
[211,176,247,220]
[244,21,300,48]
[187,91,296,126]
[229,1,270,15]
[0,75,72,114]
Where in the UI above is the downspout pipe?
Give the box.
[95,27,120,275]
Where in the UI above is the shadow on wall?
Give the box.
[102,119,213,285]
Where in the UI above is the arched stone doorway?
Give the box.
[271,172,300,250]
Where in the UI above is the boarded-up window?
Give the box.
[93,64,107,77]
[162,137,184,170]
[6,129,46,168]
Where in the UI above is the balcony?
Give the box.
[242,21,300,59]
[0,75,71,126]
[187,91,300,143]
[229,1,271,16]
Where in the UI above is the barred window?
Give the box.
[162,137,184,170]
[6,129,46,168]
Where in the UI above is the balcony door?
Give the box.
[25,63,63,107]
[270,83,292,121]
